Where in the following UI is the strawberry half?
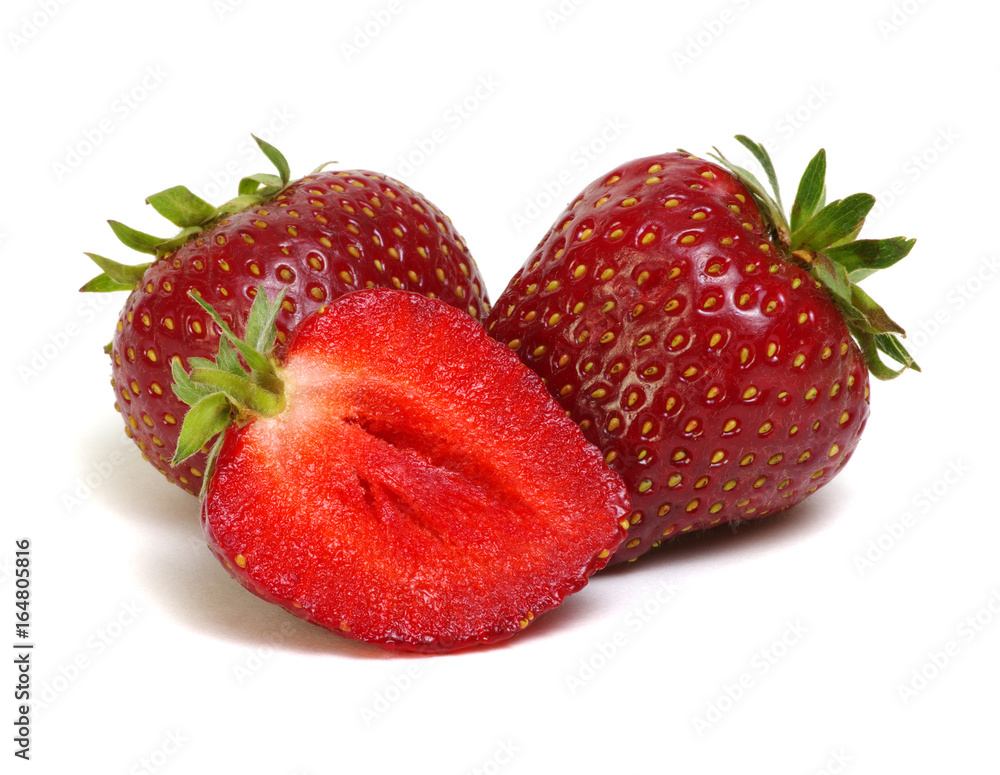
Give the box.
[83,136,489,494]
[487,136,918,565]
[171,287,629,652]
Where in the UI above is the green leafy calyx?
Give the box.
[170,286,287,494]
[80,135,313,294]
[708,135,919,380]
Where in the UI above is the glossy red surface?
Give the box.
[488,152,870,564]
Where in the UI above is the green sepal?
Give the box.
[875,332,919,372]
[83,252,150,287]
[828,224,864,249]
[145,185,217,228]
[852,329,918,381]
[154,226,204,255]
[215,337,245,377]
[853,330,904,380]
[244,286,285,354]
[734,135,784,213]
[794,251,853,308]
[80,273,134,293]
[238,173,283,196]
[185,356,218,372]
[187,291,281,380]
[171,392,233,466]
[791,193,875,252]
[826,237,916,282]
[238,177,260,197]
[215,194,269,216]
[252,134,291,187]
[171,356,215,406]
[197,434,227,498]
[848,284,906,336]
[108,220,164,255]
[790,149,826,235]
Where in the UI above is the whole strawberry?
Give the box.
[83,136,489,494]
[487,136,917,564]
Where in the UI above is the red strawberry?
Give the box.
[487,137,917,564]
[170,287,628,652]
[83,137,489,495]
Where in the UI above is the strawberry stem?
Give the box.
[188,367,285,417]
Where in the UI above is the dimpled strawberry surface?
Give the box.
[489,141,916,564]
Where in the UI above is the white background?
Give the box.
[4,0,998,772]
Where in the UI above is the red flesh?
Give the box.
[488,152,870,564]
[202,290,629,652]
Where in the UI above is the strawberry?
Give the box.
[82,136,489,494]
[487,136,918,564]
[170,287,629,652]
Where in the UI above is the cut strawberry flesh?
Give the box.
[202,290,629,652]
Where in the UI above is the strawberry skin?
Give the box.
[488,144,915,564]
[180,289,628,652]
[92,148,489,494]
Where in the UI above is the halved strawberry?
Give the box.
[83,136,489,494]
[488,137,917,564]
[172,287,629,652]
